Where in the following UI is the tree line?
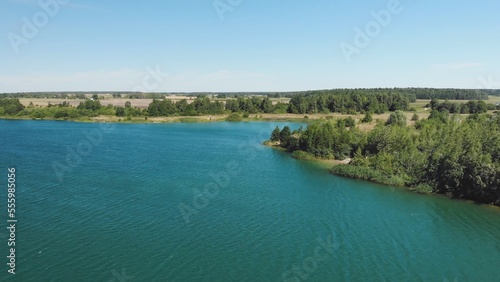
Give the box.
[287,91,413,114]
[147,96,289,116]
[271,112,500,206]
[427,99,499,114]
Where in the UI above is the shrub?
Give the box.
[386,110,407,126]
[226,113,243,122]
[291,150,316,160]
[361,112,373,123]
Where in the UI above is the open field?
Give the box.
[19,96,291,109]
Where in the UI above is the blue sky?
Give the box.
[1,0,499,92]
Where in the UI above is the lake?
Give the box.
[0,120,499,281]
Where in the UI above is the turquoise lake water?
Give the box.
[0,120,499,281]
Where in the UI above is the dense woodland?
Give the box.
[427,98,499,113]
[287,91,412,114]
[285,88,500,115]
[148,96,289,116]
[271,112,500,206]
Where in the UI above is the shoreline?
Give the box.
[0,114,316,124]
[264,141,500,210]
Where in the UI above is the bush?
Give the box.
[226,113,243,122]
[386,110,407,126]
[116,107,126,117]
[331,164,406,187]
[291,150,316,160]
[411,183,433,194]
[361,112,373,123]
[344,117,356,127]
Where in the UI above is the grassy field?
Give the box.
[11,96,499,128]
[19,96,291,109]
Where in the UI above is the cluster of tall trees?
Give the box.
[0,98,25,115]
[148,97,225,116]
[225,96,288,114]
[272,112,500,206]
[287,91,412,114]
[147,96,289,116]
[428,99,498,114]
[408,88,493,100]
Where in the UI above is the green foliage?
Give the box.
[287,90,411,114]
[116,107,126,117]
[125,101,132,108]
[331,165,406,187]
[147,99,177,116]
[279,126,292,148]
[77,100,102,111]
[271,113,500,206]
[291,150,316,160]
[344,117,356,128]
[270,126,281,142]
[361,112,373,123]
[225,113,243,122]
[0,98,25,115]
[411,113,419,121]
[430,99,489,114]
[386,110,407,126]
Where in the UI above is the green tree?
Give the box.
[386,110,407,126]
[344,117,356,127]
[361,112,373,123]
[125,101,132,108]
[279,126,292,148]
[270,126,281,142]
[176,99,188,113]
[116,107,126,117]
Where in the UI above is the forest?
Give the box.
[270,111,500,206]
[285,88,500,115]
[427,98,499,113]
[147,96,289,116]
